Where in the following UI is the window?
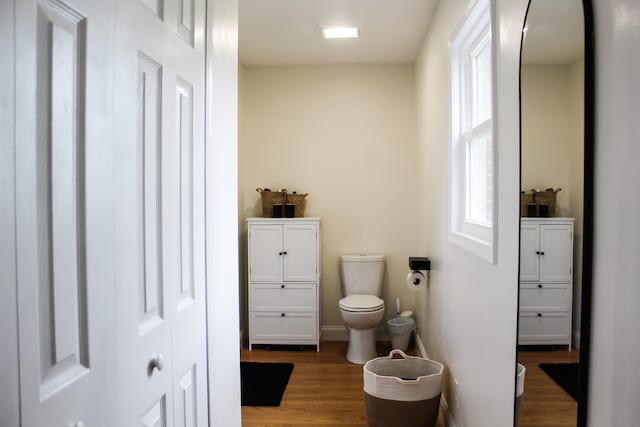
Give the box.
[449,0,496,262]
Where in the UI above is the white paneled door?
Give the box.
[14,0,116,426]
[113,0,208,426]
[13,0,209,425]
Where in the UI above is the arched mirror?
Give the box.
[515,0,594,426]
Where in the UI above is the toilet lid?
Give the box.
[339,295,384,312]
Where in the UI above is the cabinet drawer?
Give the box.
[519,283,571,311]
[518,311,571,345]
[250,283,316,312]
[250,312,317,341]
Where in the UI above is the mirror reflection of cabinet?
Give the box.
[517,0,594,425]
[519,218,574,347]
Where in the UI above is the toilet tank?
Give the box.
[340,255,385,296]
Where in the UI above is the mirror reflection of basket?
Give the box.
[520,188,560,217]
[256,188,286,217]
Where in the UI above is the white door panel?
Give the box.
[114,0,208,425]
[283,224,318,282]
[539,224,573,282]
[519,223,540,281]
[249,225,284,282]
[12,0,209,424]
[15,0,115,425]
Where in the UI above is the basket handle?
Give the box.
[388,349,410,360]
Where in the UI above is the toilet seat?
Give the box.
[339,295,384,312]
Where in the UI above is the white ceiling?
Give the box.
[522,0,584,65]
[239,0,440,66]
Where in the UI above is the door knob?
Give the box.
[148,354,165,375]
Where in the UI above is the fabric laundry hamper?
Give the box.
[363,350,444,427]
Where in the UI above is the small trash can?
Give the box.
[515,363,526,426]
[363,350,443,427]
[385,317,416,351]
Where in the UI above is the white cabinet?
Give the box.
[518,218,574,347]
[247,218,320,350]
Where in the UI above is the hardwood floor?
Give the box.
[240,341,444,427]
[517,348,580,427]
[241,342,578,427]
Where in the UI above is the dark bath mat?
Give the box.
[240,362,294,406]
[539,362,579,401]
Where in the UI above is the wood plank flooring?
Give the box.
[240,341,443,427]
[517,348,580,427]
[241,342,578,427]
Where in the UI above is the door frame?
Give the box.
[204,0,242,425]
[0,0,20,425]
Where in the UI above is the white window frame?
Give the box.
[449,0,497,263]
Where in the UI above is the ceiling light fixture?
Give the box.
[322,27,359,39]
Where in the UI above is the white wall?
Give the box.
[239,65,420,332]
[590,1,640,425]
[414,0,524,425]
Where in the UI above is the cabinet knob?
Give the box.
[281,285,285,289]
[278,251,283,255]
[281,313,285,317]
[540,251,545,255]
[537,313,542,317]
[535,251,540,255]
[283,251,287,255]
[538,284,543,288]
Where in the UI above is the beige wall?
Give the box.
[568,58,585,346]
[521,64,582,217]
[414,0,522,425]
[239,65,419,330]
[521,60,584,347]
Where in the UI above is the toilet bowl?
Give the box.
[339,294,385,364]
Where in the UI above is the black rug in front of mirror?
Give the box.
[240,362,294,406]
[539,362,579,401]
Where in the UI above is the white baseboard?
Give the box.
[415,332,428,358]
[321,325,390,342]
[440,395,458,427]
[415,332,457,427]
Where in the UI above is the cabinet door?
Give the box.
[519,223,540,282]
[283,224,317,282]
[249,225,283,282]
[539,224,572,283]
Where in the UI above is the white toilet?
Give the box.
[338,255,385,364]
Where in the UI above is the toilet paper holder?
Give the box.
[409,257,431,271]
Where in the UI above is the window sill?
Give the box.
[449,228,495,264]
